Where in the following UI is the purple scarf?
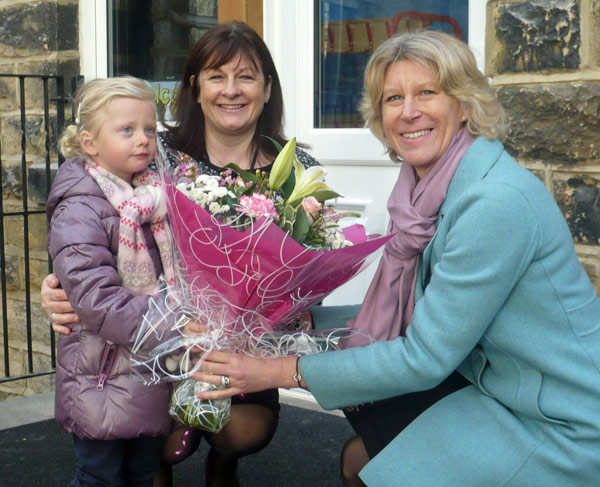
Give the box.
[343,128,475,348]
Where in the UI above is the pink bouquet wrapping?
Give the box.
[164,176,390,334]
[131,138,391,432]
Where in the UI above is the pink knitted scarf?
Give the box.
[343,128,475,348]
[85,160,176,296]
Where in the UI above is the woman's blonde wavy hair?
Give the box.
[359,30,505,161]
[59,76,156,158]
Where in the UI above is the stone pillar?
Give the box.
[487,0,600,293]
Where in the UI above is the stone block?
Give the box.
[0,114,48,159]
[497,83,600,165]
[0,75,16,112]
[11,301,52,348]
[25,372,55,395]
[26,213,49,252]
[0,2,78,53]
[3,212,49,256]
[491,0,580,74]
[1,164,22,199]
[28,162,58,204]
[6,59,80,79]
[4,216,25,250]
[56,4,79,51]
[29,257,52,291]
[0,378,27,400]
[7,347,27,377]
[4,255,21,291]
[553,173,600,244]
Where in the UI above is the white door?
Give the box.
[264,0,485,306]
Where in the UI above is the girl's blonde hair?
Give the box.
[359,31,506,161]
[59,76,156,158]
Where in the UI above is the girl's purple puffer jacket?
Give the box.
[47,157,172,440]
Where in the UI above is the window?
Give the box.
[82,1,218,122]
[109,0,217,121]
[316,1,469,128]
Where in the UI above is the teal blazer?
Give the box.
[301,137,600,486]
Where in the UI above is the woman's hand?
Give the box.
[41,273,80,335]
[192,351,301,399]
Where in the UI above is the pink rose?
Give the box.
[301,196,321,224]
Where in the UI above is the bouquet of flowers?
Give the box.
[131,137,391,432]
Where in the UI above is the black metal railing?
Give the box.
[0,74,79,384]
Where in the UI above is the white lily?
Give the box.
[286,159,331,206]
[268,137,296,190]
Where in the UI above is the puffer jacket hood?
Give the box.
[47,156,104,223]
[48,157,172,440]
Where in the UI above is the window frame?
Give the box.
[80,0,109,80]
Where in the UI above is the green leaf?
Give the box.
[311,189,341,203]
[262,135,283,153]
[280,170,296,201]
[224,163,258,183]
[223,194,237,209]
[287,189,339,209]
[283,205,295,220]
[291,206,309,243]
[277,204,295,235]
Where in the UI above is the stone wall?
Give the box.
[0,0,79,399]
[487,0,600,292]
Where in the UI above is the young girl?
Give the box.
[47,77,176,487]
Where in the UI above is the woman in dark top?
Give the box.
[43,21,320,487]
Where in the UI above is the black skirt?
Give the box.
[343,371,470,458]
[231,388,280,417]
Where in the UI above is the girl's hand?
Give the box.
[191,351,301,399]
[41,273,80,335]
[184,320,207,335]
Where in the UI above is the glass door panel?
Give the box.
[108,0,218,122]
[316,0,469,128]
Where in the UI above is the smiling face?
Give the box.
[381,59,465,178]
[81,97,157,182]
[196,54,272,139]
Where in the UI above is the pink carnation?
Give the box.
[236,194,279,220]
[173,162,197,182]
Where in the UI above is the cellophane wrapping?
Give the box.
[131,141,391,432]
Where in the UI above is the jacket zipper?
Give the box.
[97,341,119,391]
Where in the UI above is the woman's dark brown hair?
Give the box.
[167,21,286,161]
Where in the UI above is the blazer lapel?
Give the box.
[440,137,504,216]
[419,137,504,291]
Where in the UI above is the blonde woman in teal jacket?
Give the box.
[200,31,600,486]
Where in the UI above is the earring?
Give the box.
[461,116,467,122]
